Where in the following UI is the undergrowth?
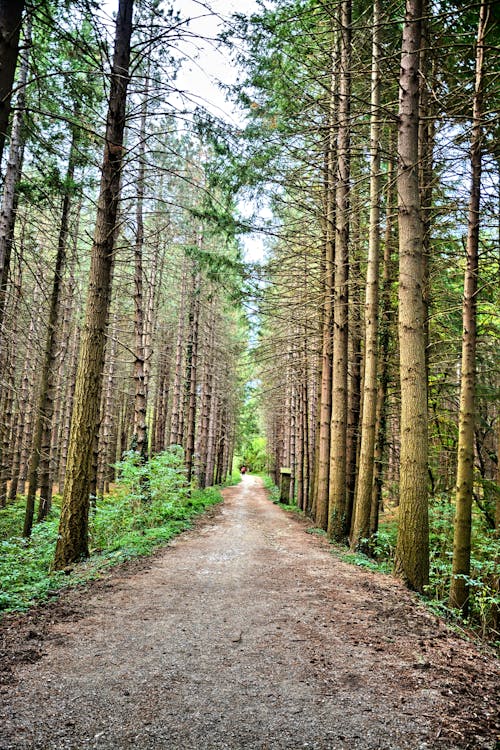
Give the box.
[262,475,499,643]
[0,448,227,615]
[260,473,302,513]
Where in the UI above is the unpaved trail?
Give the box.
[0,476,498,750]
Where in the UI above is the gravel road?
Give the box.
[0,475,498,749]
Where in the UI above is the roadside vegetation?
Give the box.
[0,449,235,614]
[264,475,499,646]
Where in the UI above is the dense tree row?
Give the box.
[0,0,498,632]
[0,1,244,566]
[227,0,499,615]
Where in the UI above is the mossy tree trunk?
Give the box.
[394,0,429,593]
[449,0,489,613]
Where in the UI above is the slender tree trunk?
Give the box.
[346,256,361,536]
[328,0,351,542]
[394,0,429,592]
[152,329,172,454]
[0,15,29,334]
[97,315,118,497]
[17,287,43,496]
[205,380,219,487]
[314,41,337,527]
[351,0,381,550]
[58,324,80,493]
[184,267,201,485]
[197,301,215,488]
[54,0,134,569]
[0,0,25,165]
[370,142,396,535]
[23,127,78,533]
[5,233,25,502]
[449,1,488,613]
[169,259,188,446]
[49,228,79,488]
[0,341,16,506]
[132,75,149,461]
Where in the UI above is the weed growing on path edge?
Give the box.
[0,450,225,616]
[260,473,303,513]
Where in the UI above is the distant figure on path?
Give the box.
[240,465,247,475]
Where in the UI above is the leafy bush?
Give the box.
[0,449,223,615]
[343,495,499,641]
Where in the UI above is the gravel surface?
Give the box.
[0,475,498,749]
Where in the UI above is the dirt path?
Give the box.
[0,476,498,749]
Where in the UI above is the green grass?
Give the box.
[260,473,302,512]
[0,450,227,615]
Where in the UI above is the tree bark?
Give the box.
[370,138,396,535]
[23,126,78,533]
[315,100,335,528]
[351,0,381,551]
[394,0,429,592]
[54,0,134,569]
[449,0,488,613]
[131,74,149,461]
[0,14,29,334]
[328,0,351,542]
[0,0,24,165]
[184,265,201,485]
[169,259,188,446]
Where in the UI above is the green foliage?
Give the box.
[239,436,267,473]
[236,379,267,472]
[341,497,499,640]
[339,551,393,575]
[0,513,65,612]
[260,473,281,504]
[0,450,223,615]
[260,473,301,513]
[306,527,327,537]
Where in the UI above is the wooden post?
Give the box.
[280,467,292,503]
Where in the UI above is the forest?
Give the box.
[0,0,499,651]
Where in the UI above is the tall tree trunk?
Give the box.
[0,334,16,506]
[169,259,188,446]
[54,0,134,569]
[449,0,488,613]
[351,0,381,550]
[313,39,336,528]
[97,314,118,497]
[346,253,361,536]
[370,139,396,535]
[49,224,79,488]
[205,379,219,487]
[314,193,334,524]
[328,0,351,542]
[184,266,201,485]
[58,324,80,494]
[0,0,25,165]
[0,14,29,334]
[197,300,215,488]
[152,328,172,454]
[394,0,429,592]
[131,74,149,461]
[23,127,78,534]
